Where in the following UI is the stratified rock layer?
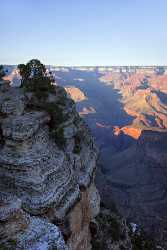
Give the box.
[0,83,100,250]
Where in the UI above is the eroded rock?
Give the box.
[0,83,99,250]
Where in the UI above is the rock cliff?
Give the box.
[0,81,100,250]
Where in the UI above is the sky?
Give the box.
[1,0,167,66]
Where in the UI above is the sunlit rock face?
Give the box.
[65,86,87,102]
[0,82,100,250]
[100,71,167,137]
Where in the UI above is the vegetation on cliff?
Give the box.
[18,59,68,148]
[17,59,87,152]
[18,59,55,99]
[91,203,157,250]
[91,206,132,250]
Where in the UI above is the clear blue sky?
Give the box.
[1,0,167,65]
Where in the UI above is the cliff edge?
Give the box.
[0,80,100,250]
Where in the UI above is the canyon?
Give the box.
[2,65,167,248]
[48,66,167,246]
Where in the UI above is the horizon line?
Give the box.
[2,64,167,67]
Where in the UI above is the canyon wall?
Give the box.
[0,82,100,250]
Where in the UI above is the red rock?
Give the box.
[121,127,142,139]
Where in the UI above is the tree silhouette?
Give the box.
[18,59,55,98]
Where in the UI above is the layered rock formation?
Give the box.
[100,71,167,139]
[0,82,100,250]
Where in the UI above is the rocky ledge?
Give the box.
[0,82,100,250]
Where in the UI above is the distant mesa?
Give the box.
[96,123,141,139]
[113,126,141,139]
[96,122,111,129]
[121,126,142,139]
[65,86,87,102]
[79,106,96,116]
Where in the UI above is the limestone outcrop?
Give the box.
[0,82,100,250]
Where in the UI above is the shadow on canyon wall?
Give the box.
[156,90,167,105]
[55,69,135,151]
